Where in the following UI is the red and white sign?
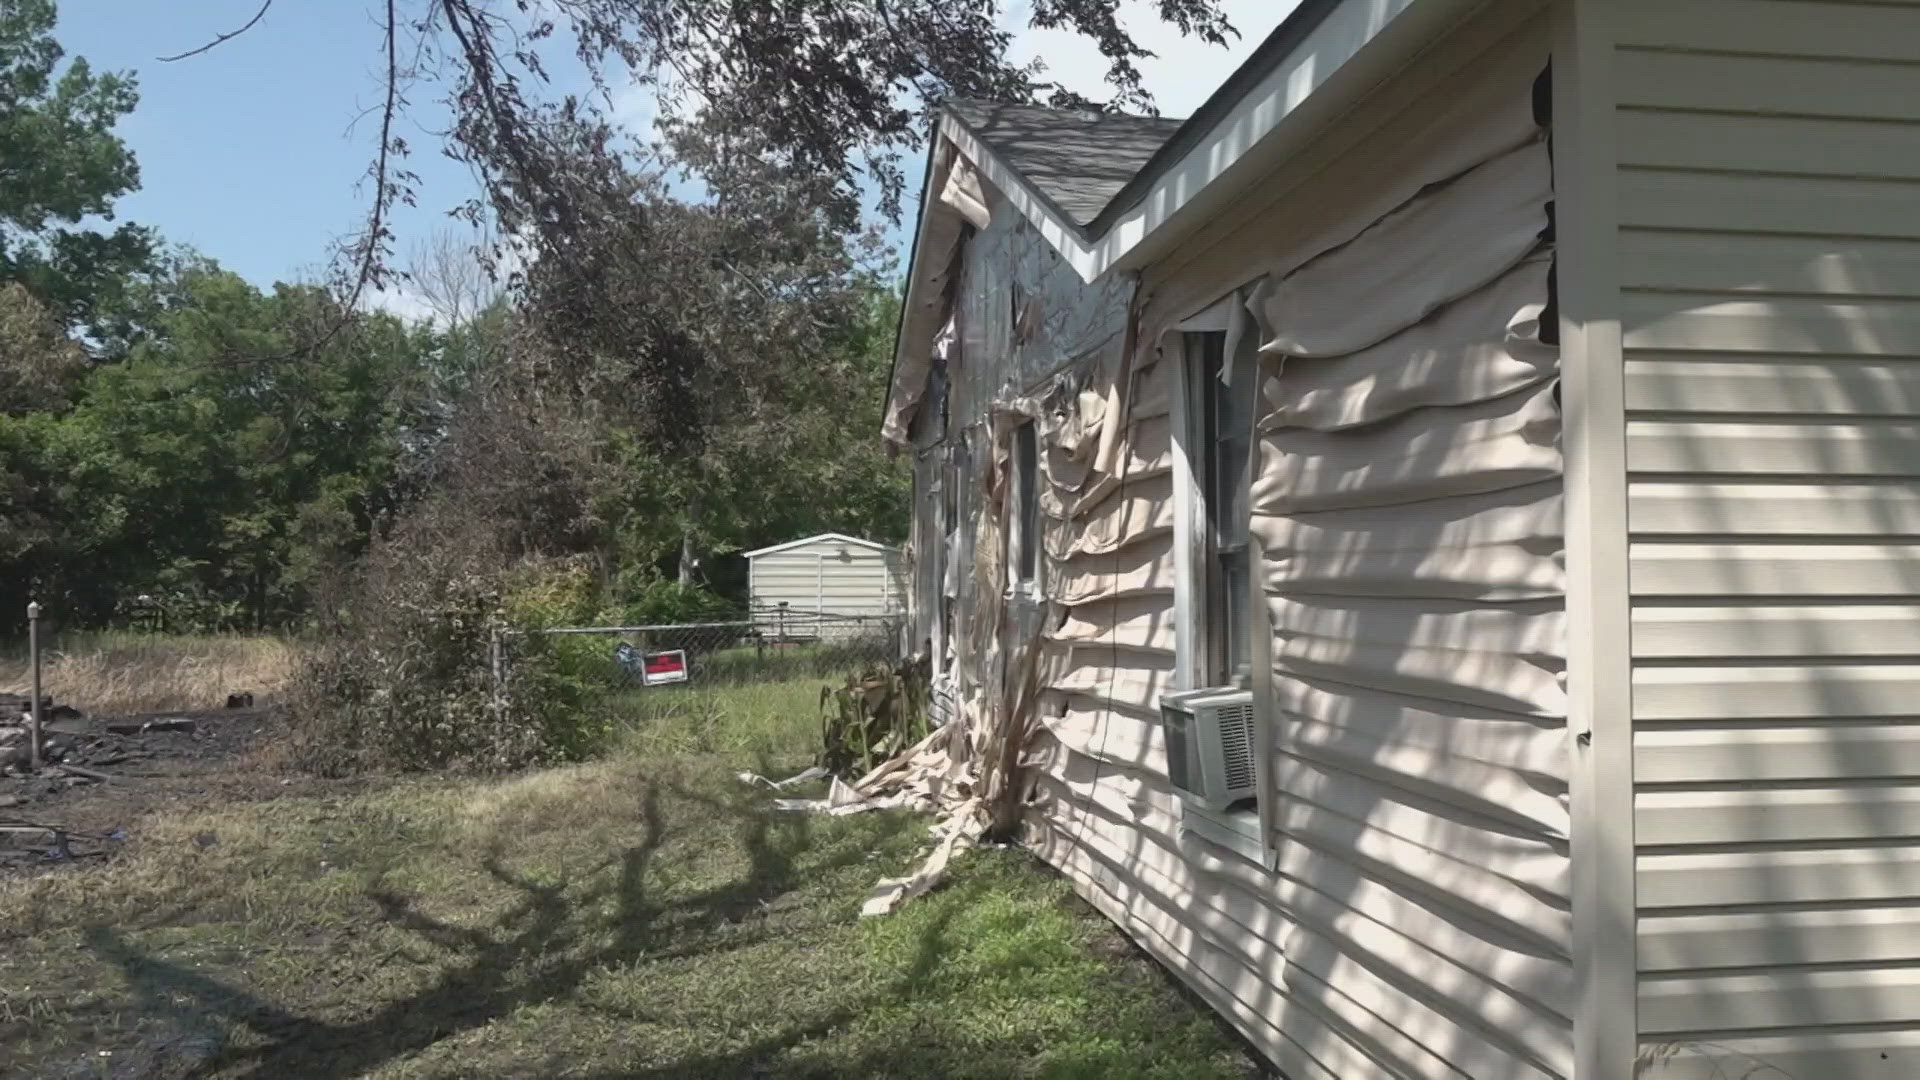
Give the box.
[641,649,689,686]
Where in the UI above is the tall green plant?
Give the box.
[819,657,929,778]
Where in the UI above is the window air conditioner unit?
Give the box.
[1159,686,1258,811]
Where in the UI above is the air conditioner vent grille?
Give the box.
[1214,701,1256,791]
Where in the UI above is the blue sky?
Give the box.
[55,0,1287,315]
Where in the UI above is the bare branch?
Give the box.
[342,0,405,313]
[157,0,274,62]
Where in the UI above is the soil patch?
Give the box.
[0,706,333,876]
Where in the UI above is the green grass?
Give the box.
[606,676,828,764]
[0,694,1260,1079]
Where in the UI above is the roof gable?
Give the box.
[943,100,1183,230]
[740,533,897,559]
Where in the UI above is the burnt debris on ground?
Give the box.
[2,692,276,875]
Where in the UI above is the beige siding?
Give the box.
[1024,11,1577,1077]
[1615,3,1920,1073]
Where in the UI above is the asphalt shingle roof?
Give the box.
[944,99,1186,230]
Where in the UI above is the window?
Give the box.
[1186,331,1256,687]
[1008,419,1041,594]
[1169,312,1273,869]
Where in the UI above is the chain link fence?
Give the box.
[500,607,904,692]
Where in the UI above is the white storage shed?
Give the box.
[742,533,906,637]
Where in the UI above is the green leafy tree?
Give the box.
[7,261,439,627]
[0,0,152,333]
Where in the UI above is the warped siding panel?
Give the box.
[1016,14,1574,1077]
[1252,381,1563,514]
[1268,595,1566,717]
[1049,534,1178,605]
[1280,676,1569,784]
[1259,256,1554,435]
[1028,765,1287,953]
[1617,18,1920,1069]
[1043,414,1173,517]
[1253,140,1552,360]
[1042,476,1176,560]
[1290,715,1567,840]
[1047,594,1179,654]
[1273,759,1570,904]
[1256,482,1565,602]
[1223,38,1567,1068]
[1041,701,1164,770]
[1030,828,1358,1080]
[1040,641,1174,714]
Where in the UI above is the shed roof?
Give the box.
[739,533,898,559]
[943,100,1185,229]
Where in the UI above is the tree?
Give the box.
[159,1,1234,298]
[1,259,442,628]
[0,0,152,333]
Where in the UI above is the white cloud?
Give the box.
[608,79,662,142]
[1004,0,1302,119]
[363,284,442,327]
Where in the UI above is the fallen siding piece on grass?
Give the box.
[738,717,1000,916]
[771,776,897,816]
[737,764,829,791]
[861,797,984,917]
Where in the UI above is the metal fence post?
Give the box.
[489,625,504,700]
[27,601,43,771]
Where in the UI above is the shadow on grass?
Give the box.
[76,777,911,1080]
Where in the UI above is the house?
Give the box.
[742,532,905,637]
[883,0,1920,1076]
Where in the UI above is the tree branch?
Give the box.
[342,0,404,313]
[158,0,273,62]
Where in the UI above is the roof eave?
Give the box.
[909,0,1486,289]
[740,533,896,559]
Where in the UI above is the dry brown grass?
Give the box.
[0,632,299,716]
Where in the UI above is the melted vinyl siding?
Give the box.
[1613,5,1920,1073]
[1022,13,1576,1074]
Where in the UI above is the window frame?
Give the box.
[1169,303,1277,871]
[1005,418,1043,599]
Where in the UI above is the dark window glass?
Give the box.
[1193,330,1254,685]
